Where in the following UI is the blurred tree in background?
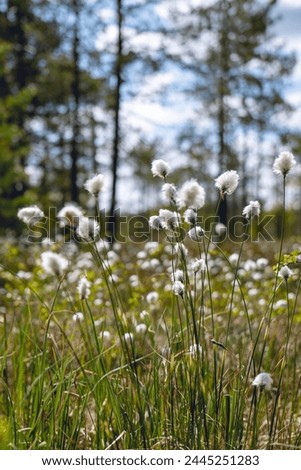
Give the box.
[0,0,59,228]
[0,0,299,232]
[163,0,295,221]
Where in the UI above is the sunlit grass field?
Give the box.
[0,155,301,450]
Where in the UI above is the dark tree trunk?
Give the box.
[12,1,29,195]
[90,112,98,174]
[241,132,248,208]
[108,0,123,243]
[70,0,80,203]
[217,0,228,225]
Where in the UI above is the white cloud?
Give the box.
[127,31,162,53]
[122,99,193,131]
[278,0,301,6]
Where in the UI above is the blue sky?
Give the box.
[276,0,301,128]
[91,0,301,211]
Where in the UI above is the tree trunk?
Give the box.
[217,0,228,226]
[70,0,80,203]
[13,1,28,196]
[90,112,98,174]
[108,0,123,243]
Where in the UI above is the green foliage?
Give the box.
[0,43,35,227]
[1,174,301,449]
[0,417,9,450]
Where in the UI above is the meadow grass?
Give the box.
[0,156,301,450]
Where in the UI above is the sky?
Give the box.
[110,0,301,211]
[19,0,301,215]
[26,0,301,211]
[123,0,301,140]
[276,0,301,128]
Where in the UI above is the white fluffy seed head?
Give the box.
[172,280,185,296]
[135,323,148,334]
[184,208,197,225]
[215,222,227,236]
[273,151,296,177]
[140,310,149,319]
[17,205,44,224]
[162,183,177,204]
[159,209,181,230]
[215,170,239,196]
[151,159,170,179]
[279,265,293,280]
[73,311,84,322]
[124,332,134,343]
[177,179,205,210]
[242,200,261,219]
[41,251,68,277]
[146,291,159,304]
[77,217,100,241]
[100,330,111,342]
[57,204,83,226]
[77,276,91,300]
[252,372,273,391]
[84,174,105,196]
[175,243,188,257]
[171,269,184,283]
[149,215,163,230]
[192,258,206,274]
[188,226,204,241]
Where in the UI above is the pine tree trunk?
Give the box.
[13,1,28,195]
[109,0,123,243]
[70,0,80,203]
[90,112,98,174]
[217,0,228,226]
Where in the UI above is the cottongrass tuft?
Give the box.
[41,251,68,277]
[177,179,205,210]
[279,265,293,280]
[159,209,181,230]
[171,269,184,283]
[100,330,111,343]
[172,280,185,296]
[184,208,197,225]
[151,159,170,179]
[215,170,239,197]
[252,372,273,391]
[84,173,105,196]
[149,215,163,230]
[135,323,148,334]
[188,226,204,241]
[17,205,44,224]
[215,222,227,236]
[124,332,134,343]
[162,183,177,204]
[57,204,83,226]
[242,200,261,219]
[146,291,159,304]
[77,217,100,241]
[174,243,188,257]
[73,311,84,322]
[192,258,206,274]
[77,276,91,300]
[273,151,296,177]
[140,310,149,319]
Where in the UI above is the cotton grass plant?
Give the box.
[0,154,301,449]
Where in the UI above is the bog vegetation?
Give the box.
[0,153,301,450]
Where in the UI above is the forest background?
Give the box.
[1,0,301,237]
